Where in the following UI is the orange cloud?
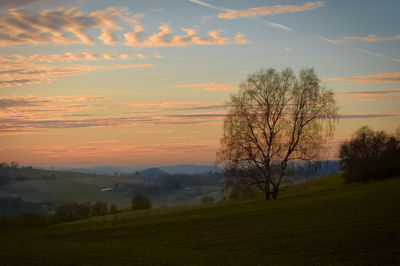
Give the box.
[0,55,154,88]
[9,52,135,62]
[0,96,226,135]
[218,1,324,19]
[172,82,238,91]
[124,24,248,47]
[337,34,400,43]
[336,88,400,101]
[0,8,126,45]
[323,72,400,84]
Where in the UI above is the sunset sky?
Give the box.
[0,0,399,167]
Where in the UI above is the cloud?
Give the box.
[336,88,400,101]
[0,7,247,47]
[8,52,137,62]
[0,55,154,88]
[0,7,140,46]
[323,72,400,84]
[134,53,147,58]
[124,24,248,47]
[218,1,324,19]
[338,113,396,119]
[172,82,238,91]
[337,34,400,43]
[189,0,293,32]
[0,97,226,135]
[2,140,218,159]
[0,0,38,9]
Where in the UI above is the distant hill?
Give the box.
[158,164,218,175]
[65,164,218,176]
[139,168,169,178]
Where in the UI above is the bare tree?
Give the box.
[217,68,338,199]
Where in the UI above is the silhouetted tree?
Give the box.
[218,68,338,199]
[340,126,400,182]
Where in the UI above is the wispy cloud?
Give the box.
[1,140,219,160]
[0,7,247,47]
[0,7,140,46]
[338,113,396,119]
[7,52,142,62]
[189,0,293,31]
[323,72,400,84]
[218,1,324,19]
[172,82,238,91]
[0,97,226,135]
[337,33,400,43]
[0,55,154,88]
[336,88,400,101]
[124,24,248,47]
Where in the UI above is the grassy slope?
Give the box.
[0,175,399,265]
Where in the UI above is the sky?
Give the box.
[0,0,399,167]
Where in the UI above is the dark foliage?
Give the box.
[92,201,108,216]
[131,193,152,210]
[54,202,93,222]
[340,126,400,182]
[0,169,11,185]
[0,196,47,216]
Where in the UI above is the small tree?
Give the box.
[131,193,152,210]
[340,126,400,182]
[92,201,108,216]
[218,68,338,199]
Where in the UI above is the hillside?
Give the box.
[0,175,399,265]
[0,168,143,205]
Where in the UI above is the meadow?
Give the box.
[0,174,399,265]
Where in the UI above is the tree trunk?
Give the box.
[264,184,271,200]
[272,187,279,199]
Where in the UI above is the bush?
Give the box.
[131,193,152,210]
[54,202,92,222]
[92,201,108,216]
[340,126,400,182]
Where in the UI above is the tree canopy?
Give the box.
[340,126,400,182]
[218,68,338,199]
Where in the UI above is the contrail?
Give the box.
[189,0,399,64]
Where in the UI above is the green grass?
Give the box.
[0,175,399,265]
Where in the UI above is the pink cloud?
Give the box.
[323,72,400,84]
[336,88,400,101]
[337,34,400,43]
[218,1,324,19]
[124,24,248,47]
[0,55,154,88]
[8,52,140,62]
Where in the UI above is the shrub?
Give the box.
[340,126,400,182]
[131,193,152,210]
[92,201,108,216]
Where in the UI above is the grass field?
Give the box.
[0,175,399,265]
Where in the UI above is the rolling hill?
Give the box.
[0,175,399,265]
